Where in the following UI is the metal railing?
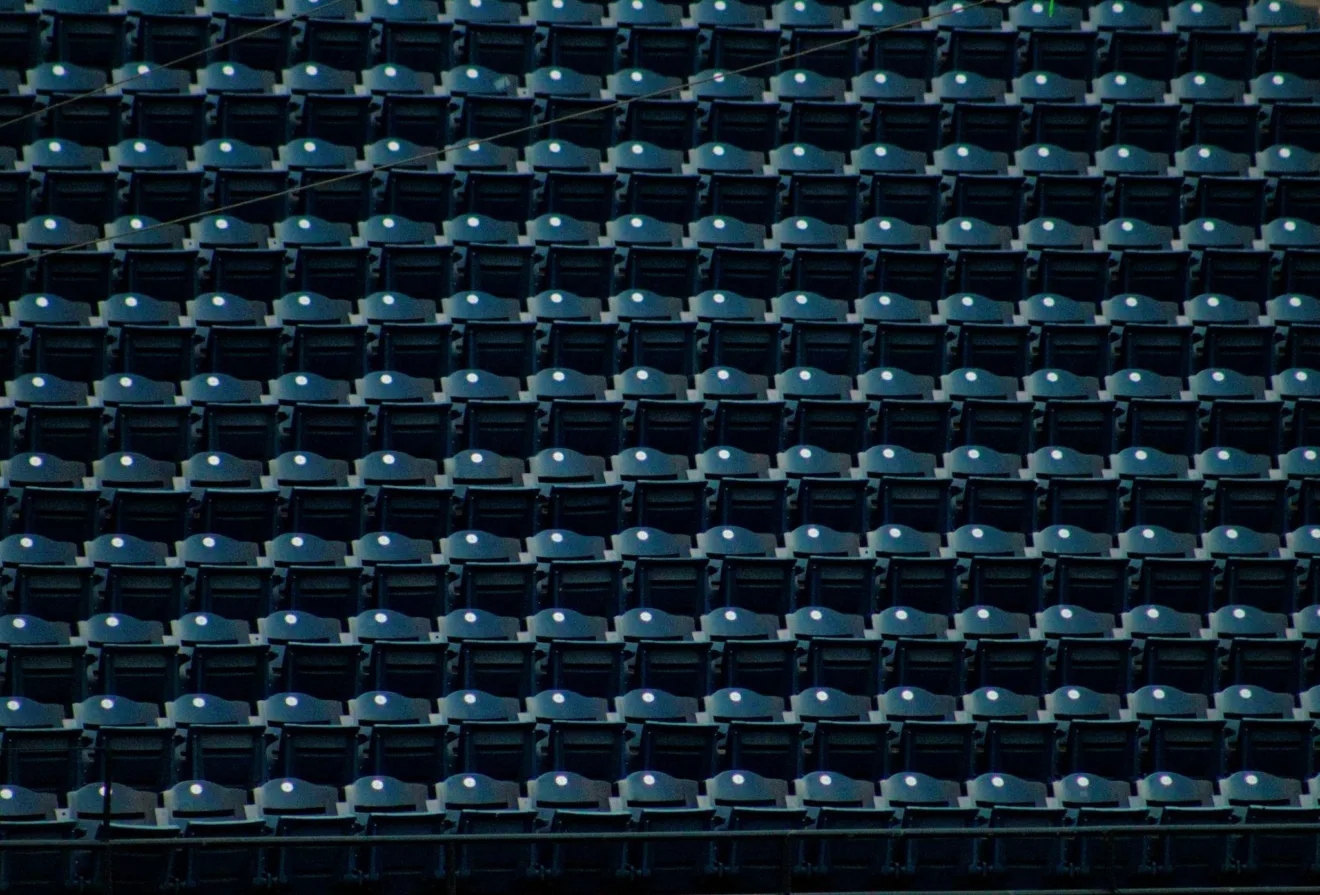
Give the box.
[16,818,1320,895]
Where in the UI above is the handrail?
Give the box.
[10,819,1320,848]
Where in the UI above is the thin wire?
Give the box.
[3,0,360,134]
[3,0,1000,270]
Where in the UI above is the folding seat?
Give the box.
[1197,455,1288,536]
[199,61,293,149]
[363,0,452,74]
[700,689,801,781]
[1105,370,1199,457]
[0,696,82,798]
[695,74,783,156]
[268,292,366,382]
[1178,148,1266,231]
[267,373,369,464]
[854,295,948,387]
[164,781,267,894]
[167,697,264,802]
[0,532,92,624]
[1102,293,1194,381]
[445,615,537,702]
[1025,370,1118,457]
[346,780,448,895]
[259,611,361,702]
[769,291,862,379]
[91,452,189,546]
[867,524,958,614]
[360,68,449,153]
[965,773,1070,887]
[774,366,869,454]
[254,778,360,895]
[934,148,1028,231]
[860,366,955,459]
[700,607,797,698]
[438,66,533,150]
[66,781,180,893]
[528,447,626,538]
[274,216,372,303]
[0,452,97,544]
[610,529,708,617]
[177,534,274,625]
[937,293,1029,384]
[619,775,713,893]
[436,450,534,544]
[1013,71,1102,155]
[608,142,701,225]
[26,64,123,150]
[183,449,280,546]
[693,367,785,454]
[1216,609,1306,696]
[172,613,271,706]
[938,368,1032,457]
[525,367,624,459]
[789,773,890,889]
[704,769,810,891]
[12,313,109,392]
[522,689,625,780]
[1033,520,1125,613]
[606,69,695,152]
[193,141,287,230]
[1126,684,1227,779]
[860,12,938,82]
[109,140,205,232]
[266,453,366,545]
[1045,681,1140,781]
[612,372,707,467]
[526,771,632,889]
[943,444,1036,535]
[848,142,940,228]
[446,145,537,228]
[877,770,978,884]
[957,604,1048,696]
[353,454,450,545]
[77,612,177,705]
[436,688,536,780]
[781,684,881,778]
[257,692,359,786]
[1124,603,1220,695]
[96,295,194,384]
[1190,371,1284,461]
[283,0,372,70]
[1181,293,1273,379]
[351,607,447,702]
[526,607,626,699]
[1269,295,1320,374]
[1016,144,1106,230]
[1139,771,1238,885]
[1109,446,1204,536]
[692,519,793,616]
[190,216,286,306]
[433,773,538,891]
[1215,687,1314,779]
[71,694,174,792]
[687,289,779,382]
[770,71,862,155]
[611,0,698,77]
[353,372,447,465]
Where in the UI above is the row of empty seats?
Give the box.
[7,135,1320,232]
[4,0,1318,82]
[4,767,1320,893]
